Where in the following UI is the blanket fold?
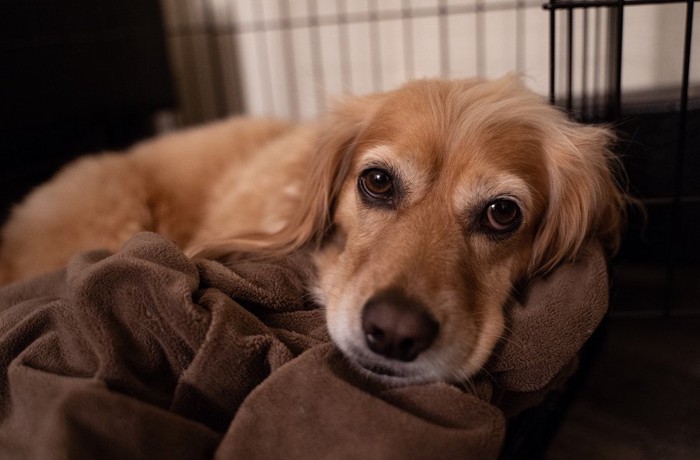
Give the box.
[0,232,608,459]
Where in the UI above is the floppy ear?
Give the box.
[529,121,626,277]
[255,93,384,254]
[187,94,381,260]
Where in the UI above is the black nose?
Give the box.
[361,289,439,362]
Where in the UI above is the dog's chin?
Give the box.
[342,348,448,385]
[356,358,409,379]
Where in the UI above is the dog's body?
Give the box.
[0,77,625,383]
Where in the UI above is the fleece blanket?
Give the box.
[0,232,608,459]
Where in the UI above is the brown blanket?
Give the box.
[0,233,608,459]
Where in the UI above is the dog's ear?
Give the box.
[187,94,381,260]
[267,94,383,252]
[529,122,626,277]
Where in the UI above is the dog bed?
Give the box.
[0,232,608,459]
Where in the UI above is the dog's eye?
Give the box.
[359,168,394,201]
[482,199,521,233]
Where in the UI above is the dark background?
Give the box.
[0,0,175,222]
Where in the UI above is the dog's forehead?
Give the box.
[366,83,545,158]
[356,116,547,182]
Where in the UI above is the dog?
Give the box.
[0,76,625,383]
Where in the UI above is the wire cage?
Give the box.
[545,0,699,317]
[159,0,553,123]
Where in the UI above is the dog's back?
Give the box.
[0,117,296,283]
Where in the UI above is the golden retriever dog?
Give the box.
[0,76,625,383]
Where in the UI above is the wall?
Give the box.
[158,0,699,125]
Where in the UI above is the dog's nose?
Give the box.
[361,290,439,362]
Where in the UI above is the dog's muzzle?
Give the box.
[361,288,439,362]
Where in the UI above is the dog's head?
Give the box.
[266,77,624,383]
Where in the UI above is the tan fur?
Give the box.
[0,77,626,383]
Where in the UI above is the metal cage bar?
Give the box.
[544,0,699,316]
[164,0,555,120]
[666,0,696,316]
